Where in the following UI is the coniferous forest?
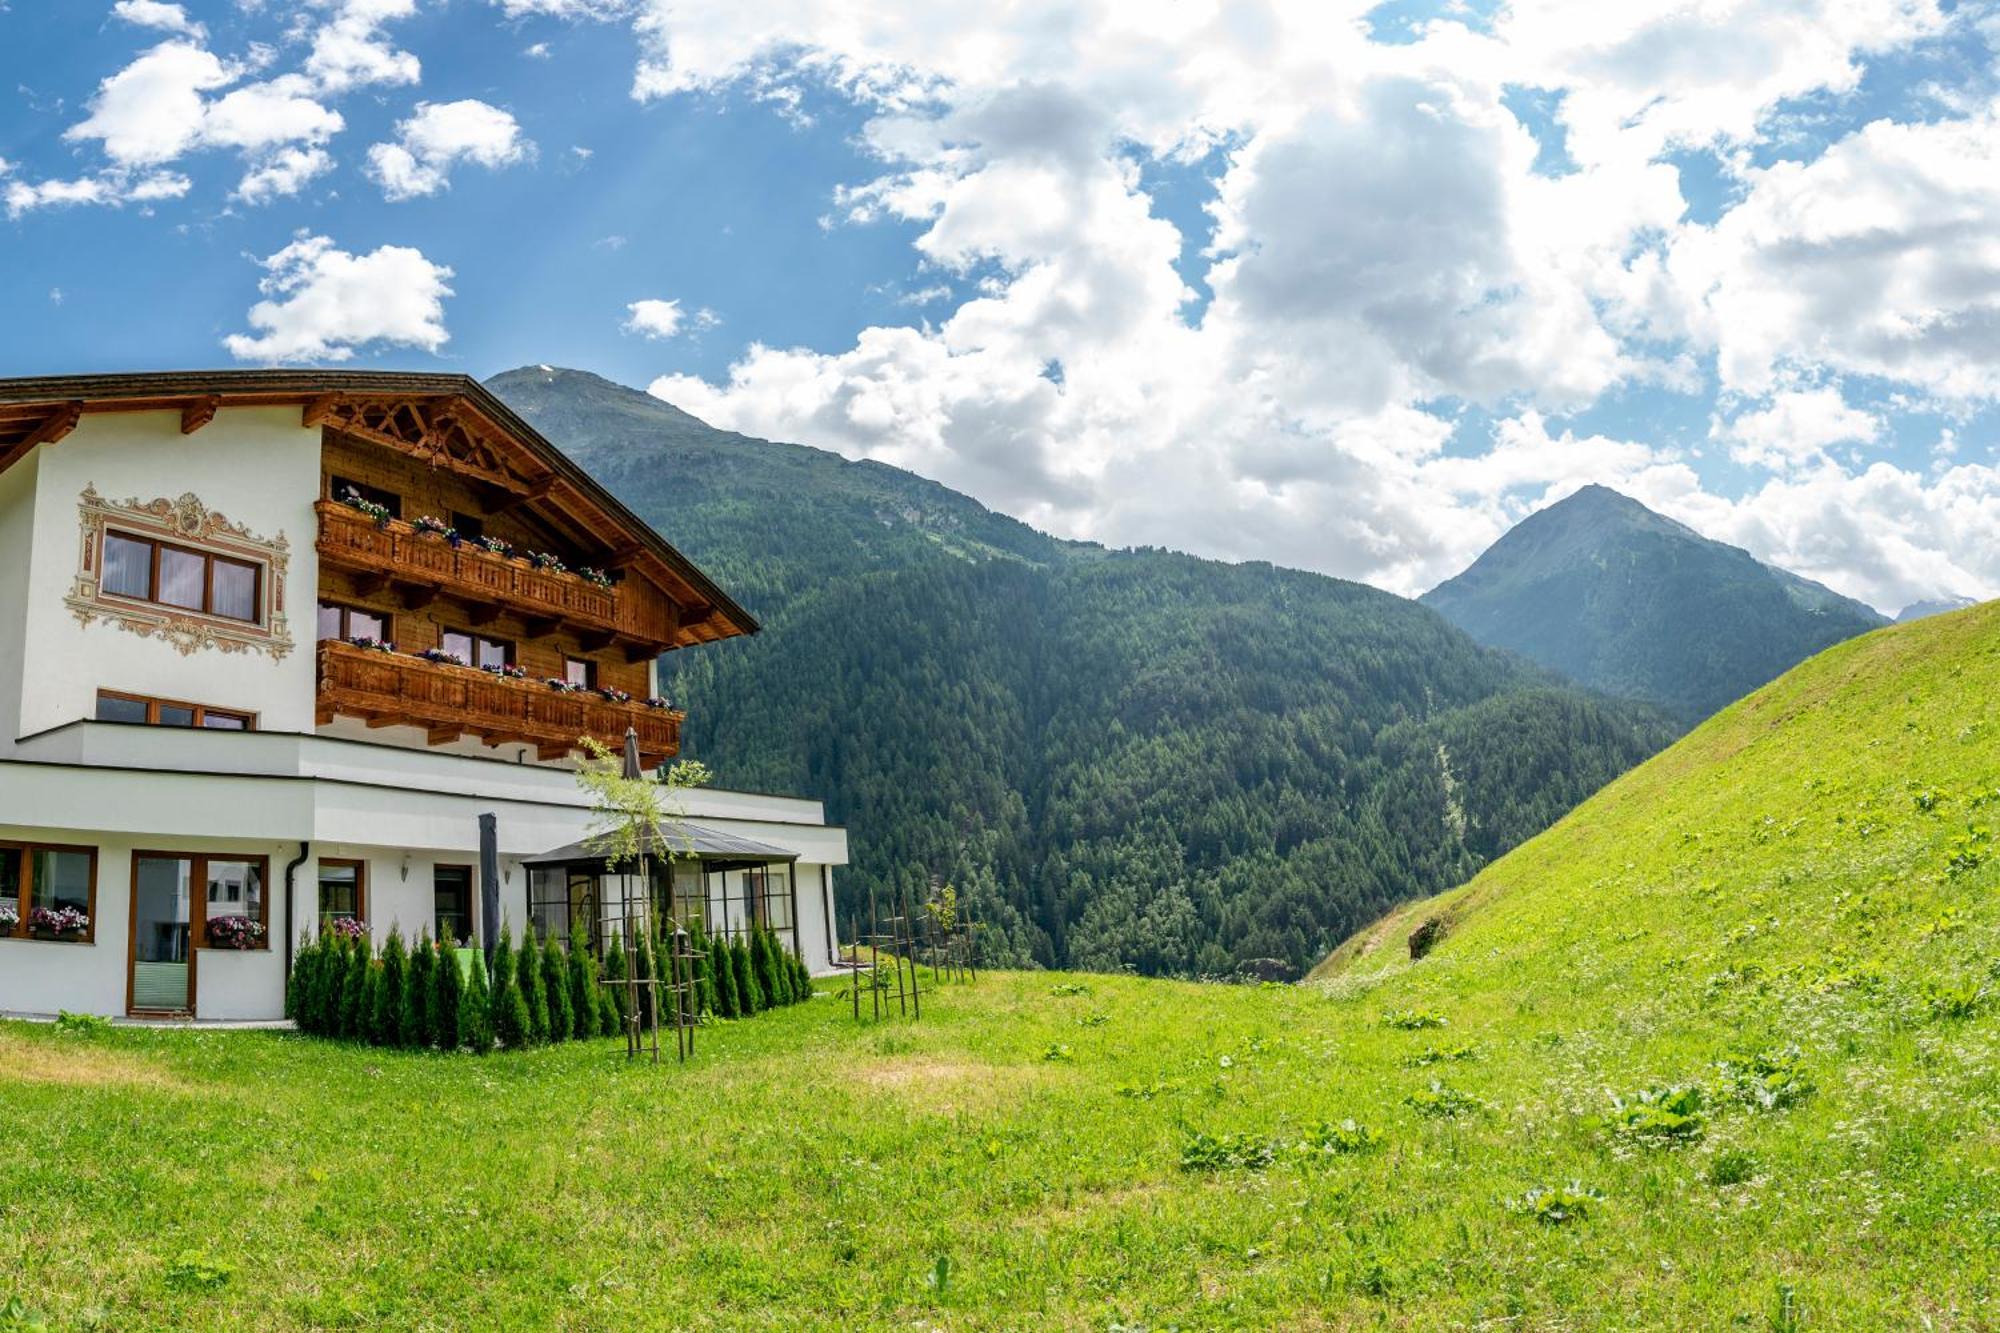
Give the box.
[493,367,1676,978]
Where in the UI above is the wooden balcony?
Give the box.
[315,500,676,653]
[316,640,682,766]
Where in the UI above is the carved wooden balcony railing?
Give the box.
[316,639,682,766]
[315,500,676,651]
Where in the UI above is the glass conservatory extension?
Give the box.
[524,823,803,960]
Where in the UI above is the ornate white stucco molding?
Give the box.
[64,485,295,661]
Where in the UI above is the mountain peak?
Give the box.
[1422,486,1886,722]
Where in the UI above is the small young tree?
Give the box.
[489,926,529,1050]
[567,920,597,1041]
[374,929,408,1046]
[431,939,464,1051]
[339,935,372,1040]
[463,948,493,1054]
[403,931,434,1048]
[792,951,814,1002]
[734,936,762,1015]
[518,924,550,1044]
[541,928,574,1043]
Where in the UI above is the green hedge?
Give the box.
[289,920,820,1052]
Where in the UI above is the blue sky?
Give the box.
[3,1,1998,612]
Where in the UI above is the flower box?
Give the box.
[325,916,369,941]
[341,488,394,529]
[29,906,89,940]
[205,916,267,950]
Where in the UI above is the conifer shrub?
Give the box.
[597,973,619,1037]
[339,936,371,1040]
[542,930,574,1042]
[518,925,549,1044]
[463,949,493,1054]
[489,927,530,1050]
[603,935,630,1031]
[285,933,312,1026]
[403,931,434,1048]
[430,940,464,1052]
[374,930,407,1046]
[712,934,740,1018]
[734,936,762,1014]
[428,932,462,1048]
[632,935,657,1031]
[311,936,344,1037]
[361,960,382,1046]
[690,921,719,1016]
[791,952,814,1002]
[753,928,786,1006]
[567,922,597,1041]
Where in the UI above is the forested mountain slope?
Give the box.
[1422,484,1887,723]
[492,367,1674,977]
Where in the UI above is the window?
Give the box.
[434,865,474,945]
[449,512,485,542]
[440,630,513,670]
[330,476,401,519]
[100,531,262,624]
[318,602,390,644]
[193,855,267,949]
[96,690,254,731]
[564,657,597,689]
[529,867,600,952]
[317,860,366,928]
[0,842,98,942]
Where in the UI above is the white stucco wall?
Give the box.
[16,407,320,739]
[0,454,38,752]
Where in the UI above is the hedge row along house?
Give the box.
[0,372,848,1021]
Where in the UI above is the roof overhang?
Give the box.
[526,822,800,869]
[0,370,758,647]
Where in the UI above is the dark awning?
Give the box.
[525,822,799,869]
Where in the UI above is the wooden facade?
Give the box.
[311,413,696,763]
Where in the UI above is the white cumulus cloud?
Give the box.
[111,0,206,39]
[224,233,455,363]
[366,99,532,200]
[623,298,716,339]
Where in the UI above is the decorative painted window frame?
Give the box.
[64,485,295,661]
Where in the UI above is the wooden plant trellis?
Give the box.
[833,885,923,1022]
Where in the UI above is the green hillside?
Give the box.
[1422,484,1888,723]
[4,606,1993,1327]
[490,367,1674,978]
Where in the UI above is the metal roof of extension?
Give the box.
[525,822,799,868]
